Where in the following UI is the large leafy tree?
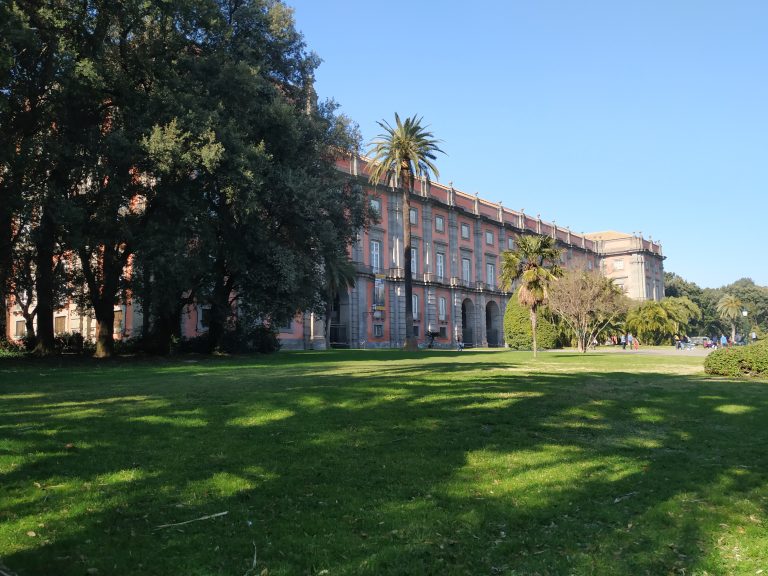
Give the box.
[367,114,443,351]
[3,0,368,357]
[500,234,563,357]
[717,294,744,343]
[548,270,629,353]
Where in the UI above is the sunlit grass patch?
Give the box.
[1,349,767,575]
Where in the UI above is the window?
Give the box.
[113,309,124,334]
[15,320,25,339]
[485,231,494,245]
[486,263,496,288]
[373,324,384,337]
[462,258,471,282]
[412,294,419,319]
[507,237,515,250]
[461,223,470,239]
[436,252,445,279]
[54,315,66,334]
[587,260,593,271]
[439,326,447,338]
[370,240,381,272]
[435,215,445,232]
[374,278,385,307]
[410,247,418,275]
[409,208,418,225]
[199,306,211,330]
[413,325,419,337]
[370,198,381,214]
[614,259,625,270]
[438,297,447,321]
[280,319,293,331]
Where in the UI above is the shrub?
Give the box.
[221,325,281,354]
[55,332,85,354]
[503,291,560,350]
[0,337,26,358]
[704,340,768,377]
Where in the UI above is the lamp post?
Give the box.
[742,310,749,343]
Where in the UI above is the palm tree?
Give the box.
[499,234,563,357]
[367,114,443,350]
[717,294,743,344]
[626,300,674,345]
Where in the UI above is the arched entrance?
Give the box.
[461,298,475,346]
[486,301,501,347]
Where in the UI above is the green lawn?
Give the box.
[1,350,767,575]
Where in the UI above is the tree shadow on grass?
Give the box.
[1,356,767,575]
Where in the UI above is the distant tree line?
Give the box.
[1,0,370,357]
[664,273,767,340]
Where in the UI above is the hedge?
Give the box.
[704,339,768,378]
[503,291,560,350]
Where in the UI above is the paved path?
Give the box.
[557,345,714,357]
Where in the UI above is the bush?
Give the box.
[55,332,85,354]
[503,291,560,350]
[704,340,768,377]
[178,325,281,355]
[221,325,281,354]
[0,337,26,358]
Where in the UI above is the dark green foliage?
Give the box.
[221,325,281,354]
[179,326,281,354]
[0,337,26,358]
[704,340,768,378]
[54,332,85,355]
[503,291,560,350]
[2,1,369,356]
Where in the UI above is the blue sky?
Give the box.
[289,0,768,289]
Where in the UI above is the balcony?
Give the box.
[388,267,405,280]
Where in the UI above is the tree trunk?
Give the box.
[324,291,333,350]
[140,263,152,343]
[32,211,56,356]
[402,171,417,351]
[207,270,230,353]
[731,322,736,345]
[0,201,12,342]
[79,244,126,358]
[530,307,538,358]
[94,302,115,358]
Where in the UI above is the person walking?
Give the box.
[621,334,626,350]
[720,334,727,348]
[633,335,640,350]
[627,332,634,350]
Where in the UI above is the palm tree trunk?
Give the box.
[530,307,538,358]
[402,171,417,351]
[731,322,736,345]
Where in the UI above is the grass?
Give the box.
[1,349,767,575]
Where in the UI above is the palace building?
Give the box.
[4,155,665,349]
[275,156,665,349]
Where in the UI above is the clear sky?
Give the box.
[288,0,768,289]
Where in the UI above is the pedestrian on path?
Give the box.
[627,333,634,350]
